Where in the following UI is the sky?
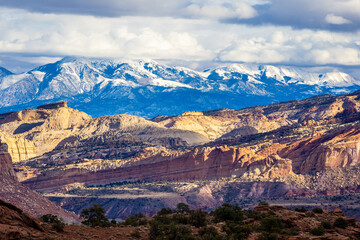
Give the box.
[0,0,359,73]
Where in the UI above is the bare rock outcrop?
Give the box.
[0,139,79,223]
[280,124,360,173]
[22,145,293,191]
[0,140,16,179]
[0,198,46,239]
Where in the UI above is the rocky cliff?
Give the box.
[2,91,360,219]
[0,140,17,179]
[0,139,79,223]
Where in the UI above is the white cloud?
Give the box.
[0,5,359,71]
[0,9,213,61]
[309,47,360,65]
[325,14,352,25]
[185,2,257,19]
[217,27,360,66]
[240,0,360,31]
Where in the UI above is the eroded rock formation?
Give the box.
[0,139,79,223]
[2,91,360,214]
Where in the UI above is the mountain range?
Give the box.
[0,57,359,117]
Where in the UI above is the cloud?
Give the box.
[0,4,359,72]
[0,0,258,21]
[325,14,352,25]
[0,8,213,62]
[184,2,257,19]
[218,27,360,66]
[232,0,360,31]
[0,0,359,32]
[0,0,186,17]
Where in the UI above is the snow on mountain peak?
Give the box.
[0,56,359,117]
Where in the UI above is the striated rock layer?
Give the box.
[2,91,360,218]
[0,139,79,223]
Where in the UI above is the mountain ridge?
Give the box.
[0,57,359,117]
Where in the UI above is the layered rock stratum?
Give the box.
[2,91,360,218]
[0,139,79,223]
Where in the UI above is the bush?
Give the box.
[212,203,244,223]
[258,201,269,206]
[123,213,147,226]
[40,214,65,232]
[310,226,325,236]
[294,207,307,212]
[176,203,190,214]
[80,204,110,227]
[198,226,222,240]
[223,222,252,240]
[149,220,164,240]
[154,215,172,225]
[321,220,332,229]
[281,227,299,236]
[172,214,190,225]
[149,221,195,240]
[256,232,279,240]
[189,209,207,228]
[131,228,141,238]
[259,216,284,233]
[157,208,173,215]
[312,208,323,214]
[166,224,195,240]
[333,217,348,229]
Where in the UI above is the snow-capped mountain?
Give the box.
[0,57,359,117]
[0,66,12,79]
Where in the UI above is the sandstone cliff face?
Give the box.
[154,112,285,141]
[22,145,293,191]
[6,92,360,201]
[0,140,79,223]
[0,140,16,179]
[0,136,36,163]
[280,124,360,173]
[0,106,209,162]
[0,106,91,161]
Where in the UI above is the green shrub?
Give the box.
[294,207,307,212]
[172,213,190,225]
[40,214,65,232]
[267,211,276,216]
[256,232,279,240]
[176,203,190,214]
[157,207,173,215]
[258,201,269,206]
[154,215,172,225]
[321,220,332,229]
[80,204,110,227]
[333,217,348,229]
[310,226,325,236]
[223,222,252,240]
[281,227,299,236]
[131,228,141,238]
[149,220,164,240]
[165,223,196,240]
[123,213,147,226]
[189,209,207,228]
[212,203,244,223]
[259,216,284,233]
[198,226,223,240]
[312,208,323,214]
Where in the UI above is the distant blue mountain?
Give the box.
[0,66,12,78]
[0,57,359,117]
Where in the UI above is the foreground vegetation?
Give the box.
[40,201,359,240]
